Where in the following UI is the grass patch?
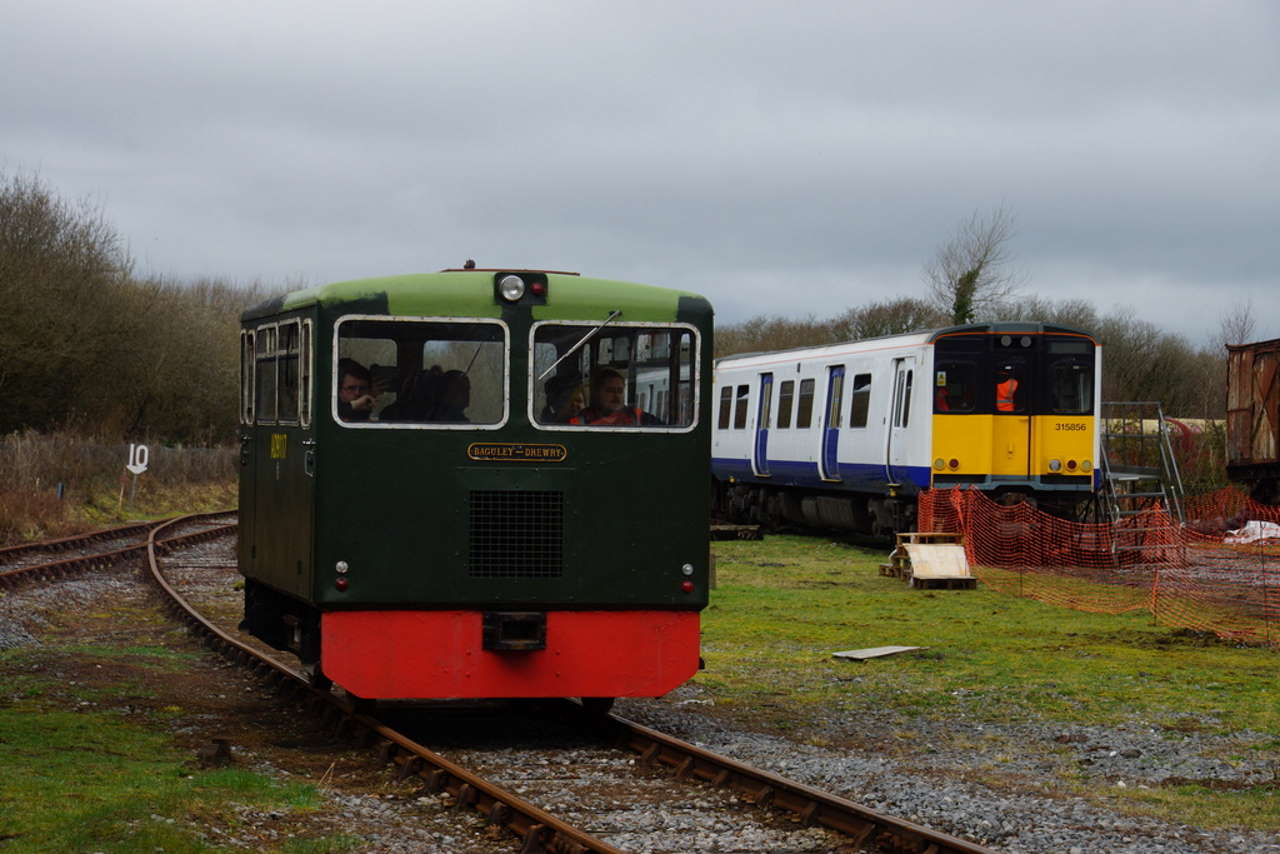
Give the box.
[698,535,1280,829]
[0,705,321,853]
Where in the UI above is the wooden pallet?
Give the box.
[710,524,762,541]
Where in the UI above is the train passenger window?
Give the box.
[255,325,277,424]
[531,322,698,429]
[933,362,976,413]
[335,317,508,428]
[893,369,913,427]
[240,331,255,425]
[277,321,301,423]
[849,373,871,427]
[777,380,795,428]
[733,385,749,429]
[796,379,815,429]
[827,370,844,428]
[300,320,313,427]
[718,386,732,429]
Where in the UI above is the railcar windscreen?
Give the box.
[532,323,697,429]
[334,318,507,426]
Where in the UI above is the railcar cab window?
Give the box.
[334,317,507,428]
[1047,339,1094,414]
[933,363,976,413]
[531,322,698,430]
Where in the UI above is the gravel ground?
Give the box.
[3,536,1277,853]
[618,688,1280,854]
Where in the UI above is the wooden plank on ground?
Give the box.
[832,645,928,661]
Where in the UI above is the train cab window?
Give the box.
[335,317,508,428]
[255,325,277,424]
[933,362,976,413]
[1047,340,1094,414]
[994,363,1025,413]
[733,385,749,429]
[531,323,698,429]
[796,379,815,429]
[717,386,733,429]
[777,380,795,428]
[849,373,871,427]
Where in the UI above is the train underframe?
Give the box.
[240,579,698,704]
[715,479,1093,535]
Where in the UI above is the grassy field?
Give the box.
[695,534,1279,829]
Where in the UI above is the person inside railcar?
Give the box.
[995,365,1020,412]
[337,359,379,421]
[430,370,471,422]
[540,375,585,424]
[570,367,662,426]
[379,366,443,421]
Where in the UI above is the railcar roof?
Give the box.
[241,270,709,324]
[715,321,1095,366]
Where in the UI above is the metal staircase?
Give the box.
[1099,401,1186,561]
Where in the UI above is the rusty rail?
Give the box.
[145,514,625,854]
[0,511,235,590]
[146,514,999,854]
[598,712,993,854]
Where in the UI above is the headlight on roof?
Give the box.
[499,275,526,301]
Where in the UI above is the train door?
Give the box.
[885,356,915,485]
[820,365,844,481]
[751,373,773,477]
[250,319,316,598]
[991,354,1032,478]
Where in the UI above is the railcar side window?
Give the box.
[531,323,698,429]
[827,370,844,428]
[240,331,255,424]
[796,379,815,428]
[255,325,277,424]
[717,386,732,430]
[733,385,749,429]
[300,320,313,427]
[335,318,507,427]
[849,373,871,427]
[777,380,795,428]
[278,321,301,423]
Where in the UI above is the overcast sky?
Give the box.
[4,1,1278,344]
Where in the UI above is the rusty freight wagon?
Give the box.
[1226,337,1280,503]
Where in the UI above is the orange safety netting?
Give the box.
[917,486,1280,646]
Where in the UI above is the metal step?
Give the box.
[1114,491,1168,500]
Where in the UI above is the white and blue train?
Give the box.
[711,322,1102,534]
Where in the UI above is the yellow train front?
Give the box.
[929,323,1099,512]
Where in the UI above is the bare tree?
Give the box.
[1217,298,1256,349]
[829,297,946,340]
[924,206,1021,324]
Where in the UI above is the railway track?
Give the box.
[7,516,1001,853]
[0,512,236,589]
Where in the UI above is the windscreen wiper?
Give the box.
[537,309,622,381]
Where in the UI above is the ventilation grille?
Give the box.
[468,490,564,578]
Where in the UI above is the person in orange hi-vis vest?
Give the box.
[996,366,1018,412]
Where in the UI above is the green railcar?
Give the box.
[238,267,713,702]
